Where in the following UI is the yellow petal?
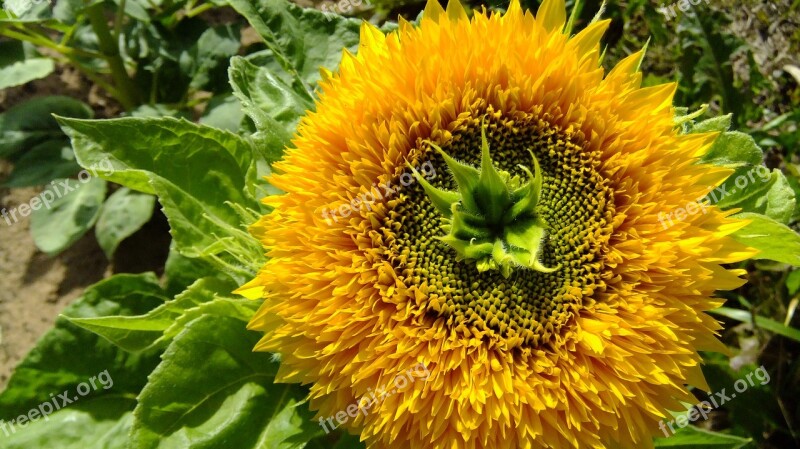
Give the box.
[536,0,567,33]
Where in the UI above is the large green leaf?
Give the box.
[226,0,363,97]
[0,274,165,447]
[199,94,246,132]
[163,243,217,296]
[58,117,265,262]
[67,277,249,352]
[129,315,323,449]
[714,168,796,224]
[95,187,156,258]
[148,175,263,275]
[0,398,135,449]
[57,116,256,198]
[229,54,313,144]
[0,273,165,420]
[688,114,796,222]
[730,213,800,266]
[225,0,395,165]
[182,24,241,90]
[29,177,107,256]
[699,131,763,169]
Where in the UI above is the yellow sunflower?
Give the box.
[238,0,756,447]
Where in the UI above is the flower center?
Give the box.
[410,123,558,278]
[381,111,616,348]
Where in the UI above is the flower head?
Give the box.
[240,0,754,447]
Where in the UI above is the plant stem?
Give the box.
[0,26,102,60]
[186,3,213,18]
[113,0,126,43]
[85,2,140,109]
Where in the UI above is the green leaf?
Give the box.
[1,140,81,187]
[127,104,190,120]
[57,116,256,198]
[182,24,241,90]
[115,0,150,22]
[148,175,263,270]
[95,187,156,258]
[229,54,313,144]
[129,315,323,449]
[730,212,800,266]
[0,41,54,89]
[67,277,246,352]
[58,117,265,262]
[691,118,796,223]
[0,273,165,420]
[699,131,763,169]
[30,177,107,256]
[0,397,136,449]
[199,94,246,132]
[711,307,800,342]
[227,0,363,97]
[714,168,796,224]
[786,270,800,296]
[0,96,92,158]
[163,243,216,296]
[653,426,751,448]
[692,114,732,133]
[787,174,800,222]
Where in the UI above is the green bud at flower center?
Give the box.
[409,123,559,278]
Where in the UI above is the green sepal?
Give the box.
[407,162,460,217]
[508,151,544,222]
[474,126,512,223]
[430,143,482,212]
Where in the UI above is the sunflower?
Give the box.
[238,0,756,447]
